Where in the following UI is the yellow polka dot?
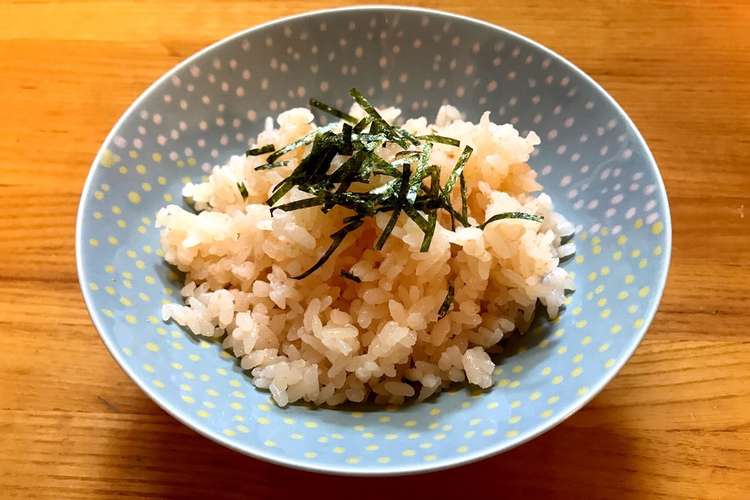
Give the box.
[262,439,275,447]
[552,375,563,385]
[94,190,104,200]
[257,417,270,425]
[304,421,318,429]
[101,308,114,317]
[428,422,439,430]
[579,231,588,241]
[236,425,249,433]
[128,191,142,204]
[505,430,519,438]
[182,371,194,379]
[508,415,521,424]
[599,343,610,353]
[571,367,583,377]
[542,366,552,376]
[634,318,645,328]
[363,432,375,439]
[592,245,602,255]
[163,193,173,202]
[464,430,476,438]
[181,395,195,404]
[575,255,584,264]
[93,211,103,219]
[625,274,635,284]
[554,329,565,338]
[304,451,317,459]
[118,166,128,175]
[557,346,568,355]
[617,235,628,246]
[89,238,100,247]
[577,386,589,396]
[199,374,210,382]
[197,410,209,418]
[653,245,663,256]
[572,306,582,316]
[401,449,416,457]
[157,176,167,185]
[600,227,609,236]
[634,218,644,229]
[605,358,616,368]
[179,383,191,391]
[135,260,145,270]
[353,424,365,432]
[152,152,162,162]
[497,378,510,387]
[482,428,497,437]
[469,418,481,426]
[600,309,611,318]
[153,380,165,388]
[138,293,150,303]
[366,444,379,451]
[177,160,186,168]
[346,456,360,464]
[595,284,604,294]
[128,150,138,159]
[613,250,622,261]
[541,409,553,418]
[107,236,118,245]
[203,401,215,409]
[530,391,541,401]
[575,320,587,328]
[597,298,607,307]
[617,291,629,301]
[100,149,115,167]
[188,157,197,166]
[639,258,648,269]
[651,221,664,235]
[333,447,345,454]
[591,236,601,245]
[628,304,639,314]
[600,266,610,276]
[404,420,417,427]
[456,445,469,454]
[631,249,641,258]
[509,380,520,388]
[610,324,622,334]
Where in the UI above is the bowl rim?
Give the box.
[75,4,672,476]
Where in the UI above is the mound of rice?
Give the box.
[156,104,575,407]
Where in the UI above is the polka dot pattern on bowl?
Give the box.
[77,7,670,475]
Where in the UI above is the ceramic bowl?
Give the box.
[76,6,671,475]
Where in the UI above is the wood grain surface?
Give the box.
[1,1,749,498]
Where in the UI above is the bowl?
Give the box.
[76,6,671,475]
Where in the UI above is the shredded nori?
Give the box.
[438,285,455,319]
[260,89,546,280]
[236,182,248,198]
[340,270,361,283]
[245,144,275,156]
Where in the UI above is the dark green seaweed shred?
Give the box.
[236,182,248,198]
[245,144,275,156]
[291,218,363,280]
[478,212,544,230]
[459,173,468,221]
[309,98,358,124]
[416,134,461,147]
[254,160,290,171]
[375,164,411,250]
[437,284,454,319]
[340,270,361,283]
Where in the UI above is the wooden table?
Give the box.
[2,1,749,498]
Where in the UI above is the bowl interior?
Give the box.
[77,7,670,474]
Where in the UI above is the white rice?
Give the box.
[156,104,575,407]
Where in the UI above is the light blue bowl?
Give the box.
[76,6,671,475]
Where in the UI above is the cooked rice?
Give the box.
[156,104,575,407]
